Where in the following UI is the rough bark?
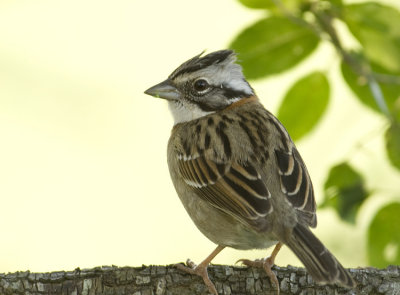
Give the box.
[0,264,399,295]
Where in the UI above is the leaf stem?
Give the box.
[368,78,391,117]
[309,4,393,120]
[270,0,322,37]
[272,0,394,120]
[373,73,400,85]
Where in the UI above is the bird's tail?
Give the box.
[284,223,356,288]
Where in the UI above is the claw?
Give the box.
[236,243,283,295]
[186,259,197,269]
[236,258,264,266]
[174,245,225,295]
[175,260,218,295]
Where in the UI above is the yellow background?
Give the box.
[1,0,399,273]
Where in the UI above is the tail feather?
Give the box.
[285,224,356,288]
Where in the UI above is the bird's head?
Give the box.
[144,50,254,124]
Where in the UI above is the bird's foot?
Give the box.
[175,259,218,295]
[237,256,280,295]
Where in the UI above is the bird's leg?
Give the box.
[237,242,283,295]
[175,245,225,295]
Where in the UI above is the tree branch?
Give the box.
[273,0,396,119]
[308,3,392,119]
[1,264,399,295]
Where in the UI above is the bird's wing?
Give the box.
[274,147,317,227]
[177,154,272,225]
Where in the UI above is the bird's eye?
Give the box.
[193,79,209,93]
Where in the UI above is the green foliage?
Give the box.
[237,0,306,11]
[385,122,400,171]
[341,57,400,115]
[277,71,329,140]
[321,163,369,224]
[343,2,400,72]
[232,0,400,267]
[368,202,400,267]
[229,16,319,79]
[237,0,274,9]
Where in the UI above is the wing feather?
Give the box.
[178,155,272,224]
[275,148,317,227]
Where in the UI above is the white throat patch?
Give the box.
[168,101,214,125]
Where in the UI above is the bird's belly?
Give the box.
[180,192,278,250]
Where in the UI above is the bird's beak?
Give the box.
[144,79,180,101]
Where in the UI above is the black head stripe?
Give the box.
[169,50,235,80]
[222,82,254,100]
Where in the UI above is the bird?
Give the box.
[144,49,356,294]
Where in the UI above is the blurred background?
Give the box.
[0,0,399,273]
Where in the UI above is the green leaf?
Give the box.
[341,57,400,115]
[229,16,319,79]
[236,0,303,10]
[385,122,400,171]
[368,202,400,267]
[329,0,343,8]
[322,162,369,224]
[277,72,330,140]
[237,0,275,9]
[344,2,400,72]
